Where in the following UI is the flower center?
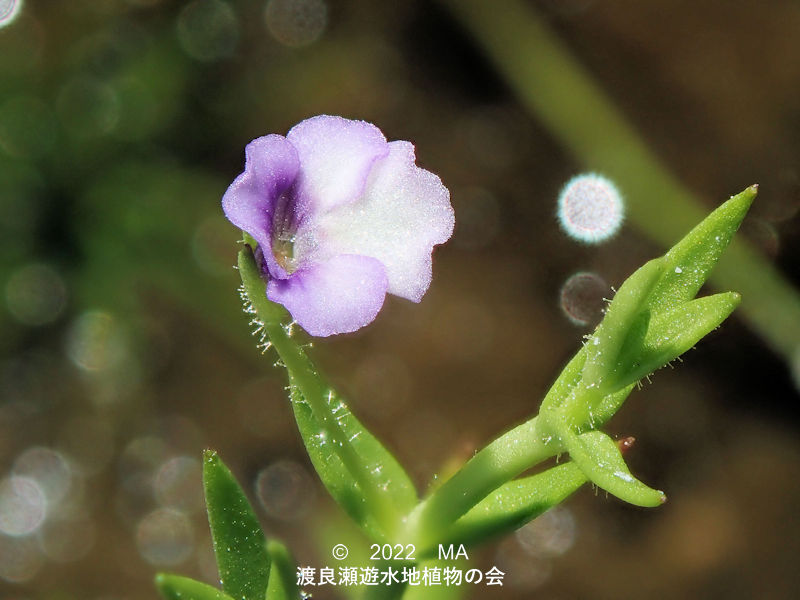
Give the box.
[271,192,299,274]
[272,232,296,273]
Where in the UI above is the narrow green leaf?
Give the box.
[562,430,665,507]
[538,345,587,418]
[646,186,756,314]
[589,383,636,431]
[203,450,270,600]
[291,386,372,535]
[440,463,586,550]
[583,258,664,391]
[290,382,418,540]
[610,310,651,380]
[265,540,299,600]
[155,574,236,600]
[615,292,741,388]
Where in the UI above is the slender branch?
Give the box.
[408,416,557,549]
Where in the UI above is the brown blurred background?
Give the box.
[0,1,799,599]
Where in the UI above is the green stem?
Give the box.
[410,345,618,548]
[440,0,800,363]
[408,416,556,549]
[237,246,399,536]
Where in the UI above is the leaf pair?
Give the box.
[424,430,650,549]
[156,451,299,600]
[587,186,755,395]
[538,186,755,507]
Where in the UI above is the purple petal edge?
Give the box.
[221,135,300,251]
[267,254,389,337]
[287,115,389,219]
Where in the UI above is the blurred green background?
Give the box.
[1,1,799,598]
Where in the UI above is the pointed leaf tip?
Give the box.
[646,186,756,314]
[612,291,741,389]
[443,462,587,548]
[564,430,665,508]
[155,573,235,600]
[265,540,300,600]
[203,453,269,600]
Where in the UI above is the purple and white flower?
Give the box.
[222,115,454,336]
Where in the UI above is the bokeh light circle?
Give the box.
[557,173,624,243]
[515,506,577,557]
[0,476,47,537]
[177,0,239,62]
[135,508,194,566]
[264,0,327,47]
[5,263,68,326]
[66,311,127,373]
[13,446,72,506]
[0,0,23,29]
[154,456,203,513]
[255,459,315,520]
[559,271,608,327]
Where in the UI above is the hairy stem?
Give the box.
[238,246,399,536]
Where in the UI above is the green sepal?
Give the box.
[265,540,300,600]
[645,186,756,314]
[203,450,270,600]
[242,231,258,249]
[289,380,418,540]
[438,463,586,552]
[155,574,236,600]
[238,243,290,326]
[614,292,741,388]
[563,430,665,507]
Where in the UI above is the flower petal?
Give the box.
[287,115,389,218]
[266,254,388,337]
[222,135,299,250]
[315,141,454,302]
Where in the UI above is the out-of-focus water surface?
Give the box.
[1,1,799,598]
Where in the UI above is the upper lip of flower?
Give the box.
[222,115,454,336]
